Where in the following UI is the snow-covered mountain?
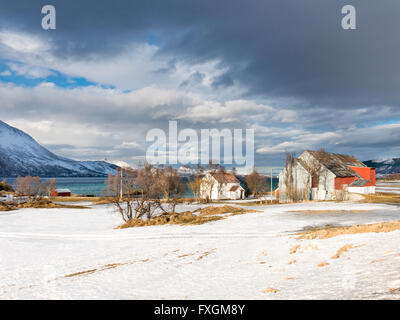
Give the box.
[363,158,400,176]
[0,120,118,177]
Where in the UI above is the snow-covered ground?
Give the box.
[1,201,400,299]
[376,181,400,194]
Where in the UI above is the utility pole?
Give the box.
[270,168,273,203]
[120,168,123,200]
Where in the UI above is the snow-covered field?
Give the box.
[376,180,400,194]
[1,201,400,299]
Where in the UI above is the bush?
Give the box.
[0,179,13,192]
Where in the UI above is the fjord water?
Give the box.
[1,176,280,197]
[1,177,108,196]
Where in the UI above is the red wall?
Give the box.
[335,177,358,190]
[349,167,376,186]
[51,191,71,197]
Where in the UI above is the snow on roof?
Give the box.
[55,189,71,193]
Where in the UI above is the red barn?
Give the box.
[51,188,71,197]
[279,150,376,202]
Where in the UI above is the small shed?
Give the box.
[51,188,71,197]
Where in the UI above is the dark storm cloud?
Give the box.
[1,1,400,108]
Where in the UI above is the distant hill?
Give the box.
[363,158,400,176]
[0,120,118,177]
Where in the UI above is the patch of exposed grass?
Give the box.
[317,261,329,267]
[52,196,102,203]
[117,211,224,228]
[331,244,356,259]
[263,287,279,293]
[64,268,98,277]
[297,220,400,240]
[0,202,14,212]
[361,193,400,204]
[1,199,89,211]
[194,205,260,216]
[290,244,301,254]
[117,205,259,229]
[17,199,89,209]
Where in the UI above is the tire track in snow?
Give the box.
[0,231,283,241]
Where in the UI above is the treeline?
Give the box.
[105,163,273,224]
[0,177,57,202]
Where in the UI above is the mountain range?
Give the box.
[363,158,400,176]
[0,120,118,177]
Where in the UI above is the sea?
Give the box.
[1,176,279,197]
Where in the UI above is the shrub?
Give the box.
[0,179,13,192]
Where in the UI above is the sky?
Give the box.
[0,0,400,171]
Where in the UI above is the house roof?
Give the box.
[55,188,71,193]
[305,150,365,178]
[211,172,239,184]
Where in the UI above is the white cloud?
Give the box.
[0,30,50,54]
[0,70,11,76]
[7,62,55,78]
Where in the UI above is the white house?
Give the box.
[278,150,376,202]
[200,172,245,200]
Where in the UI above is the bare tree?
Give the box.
[246,169,265,198]
[283,152,306,202]
[188,165,203,202]
[158,166,185,213]
[45,178,57,198]
[14,176,51,202]
[105,164,185,223]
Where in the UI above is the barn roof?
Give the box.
[55,188,71,193]
[349,179,369,187]
[305,150,366,178]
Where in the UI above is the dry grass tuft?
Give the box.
[17,199,89,209]
[51,196,102,202]
[65,268,97,277]
[194,205,260,216]
[0,202,14,211]
[331,244,356,259]
[290,244,301,254]
[263,287,279,293]
[1,199,89,211]
[117,205,259,229]
[297,220,400,240]
[117,211,224,228]
[317,261,329,267]
[284,277,296,281]
[288,259,296,265]
[197,249,216,260]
